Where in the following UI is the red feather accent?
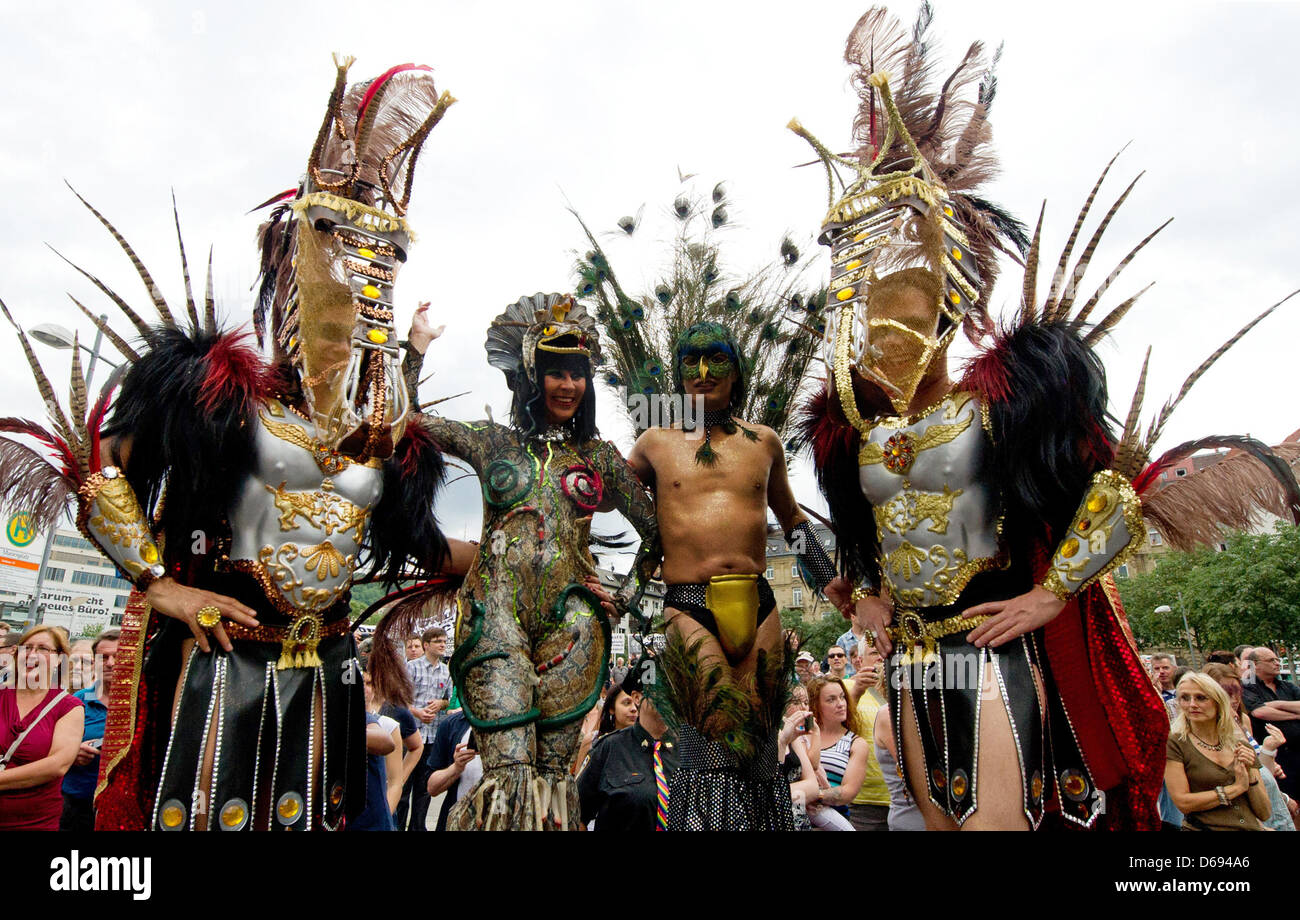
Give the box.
[87,380,119,475]
[956,333,1012,403]
[246,188,298,214]
[396,414,436,478]
[198,330,273,415]
[801,383,856,469]
[356,64,434,129]
[0,417,77,477]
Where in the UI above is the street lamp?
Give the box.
[25,317,116,622]
[1155,596,1197,665]
[28,321,119,389]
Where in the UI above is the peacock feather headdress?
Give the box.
[571,179,825,444]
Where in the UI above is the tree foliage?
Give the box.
[1117,523,1300,656]
[780,606,848,660]
[349,581,389,624]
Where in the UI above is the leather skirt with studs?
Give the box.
[887,580,1105,829]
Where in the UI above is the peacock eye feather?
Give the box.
[712,182,726,204]
[673,196,691,219]
[711,206,728,228]
[655,284,673,304]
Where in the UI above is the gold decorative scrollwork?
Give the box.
[882,540,1007,607]
[248,541,358,613]
[887,541,929,581]
[265,481,369,544]
[861,398,974,470]
[874,486,964,536]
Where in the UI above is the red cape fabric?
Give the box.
[1043,576,1168,830]
[94,591,159,830]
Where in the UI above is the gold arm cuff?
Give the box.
[1040,571,1072,603]
[76,467,164,587]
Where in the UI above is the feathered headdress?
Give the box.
[253,56,456,359]
[571,180,825,442]
[789,4,1027,344]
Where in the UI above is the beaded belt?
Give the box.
[224,613,352,670]
[885,609,992,663]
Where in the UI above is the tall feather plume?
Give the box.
[1055,172,1144,318]
[1082,282,1155,347]
[68,334,90,478]
[1111,347,1151,480]
[64,182,177,328]
[1041,149,1126,321]
[66,295,140,362]
[1073,218,1172,330]
[1140,440,1300,550]
[0,296,76,448]
[46,245,153,339]
[171,191,201,331]
[1019,203,1046,325]
[1142,289,1300,452]
[203,246,216,335]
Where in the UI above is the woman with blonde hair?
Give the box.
[0,626,85,830]
[1202,663,1295,830]
[806,676,869,828]
[1165,671,1270,830]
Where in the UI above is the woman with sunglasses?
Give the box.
[1165,671,1270,831]
[0,626,85,830]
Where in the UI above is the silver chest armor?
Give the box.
[858,391,1004,608]
[225,400,383,615]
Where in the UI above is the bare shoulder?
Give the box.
[629,426,667,459]
[744,422,784,456]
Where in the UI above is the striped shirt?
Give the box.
[820,730,859,816]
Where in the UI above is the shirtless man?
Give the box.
[626,321,836,830]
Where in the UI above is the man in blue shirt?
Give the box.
[60,628,120,832]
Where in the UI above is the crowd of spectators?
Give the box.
[6,613,1298,833]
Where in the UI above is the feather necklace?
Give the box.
[691,407,760,466]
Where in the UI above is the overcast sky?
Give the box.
[2,1,1296,566]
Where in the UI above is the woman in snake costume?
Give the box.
[399,293,660,830]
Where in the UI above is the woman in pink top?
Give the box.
[0,626,84,831]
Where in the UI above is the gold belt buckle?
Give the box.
[891,609,939,666]
[705,574,760,664]
[277,613,325,671]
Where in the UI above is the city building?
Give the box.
[764,519,837,623]
[0,522,132,636]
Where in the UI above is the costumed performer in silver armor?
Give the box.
[0,57,458,830]
[792,8,1297,829]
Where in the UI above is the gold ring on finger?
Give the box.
[196,605,222,629]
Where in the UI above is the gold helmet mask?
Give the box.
[262,57,455,461]
[794,70,980,416]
